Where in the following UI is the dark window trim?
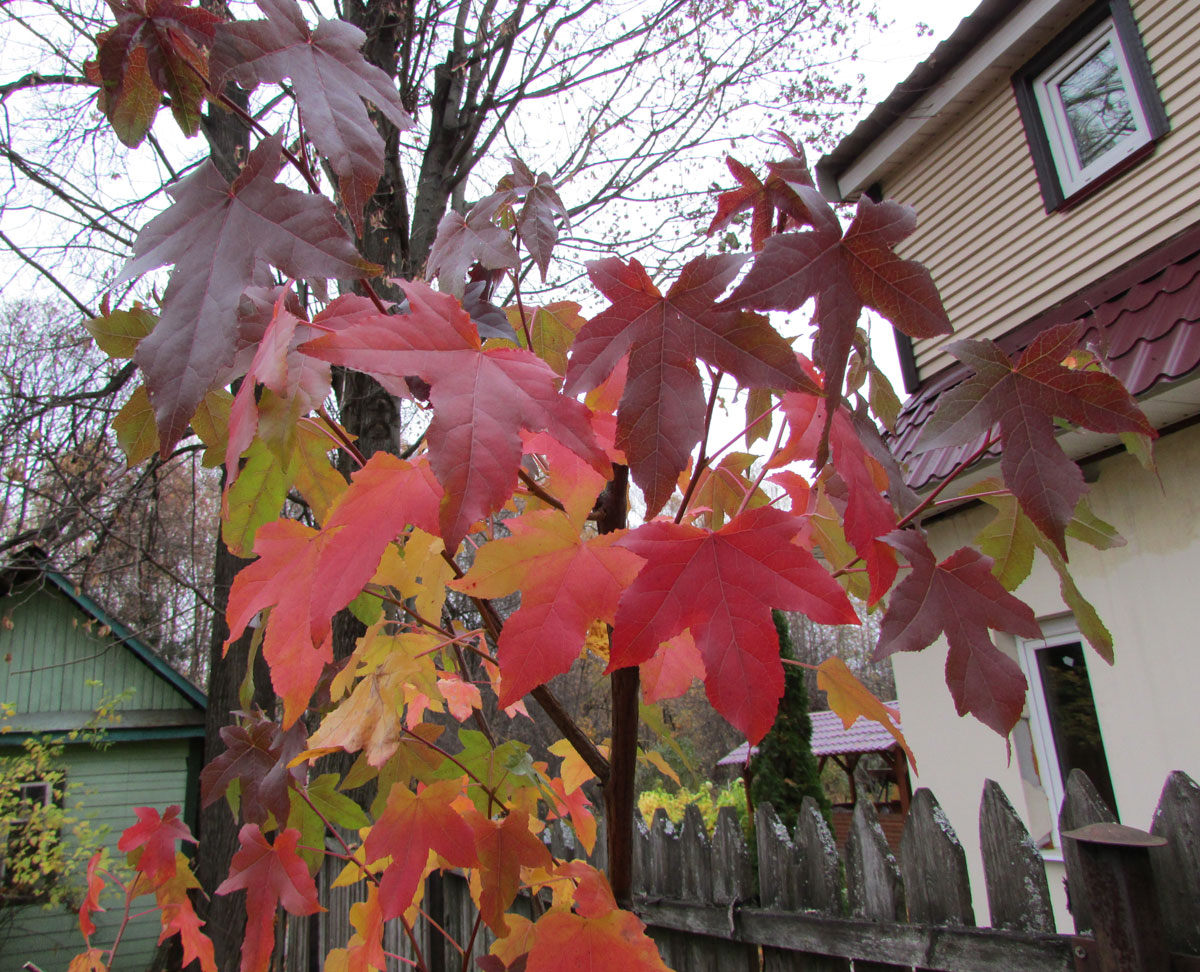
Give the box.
[1012,0,1168,212]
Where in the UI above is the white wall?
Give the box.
[891,417,1200,930]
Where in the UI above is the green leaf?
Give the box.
[287,788,325,874]
[192,389,233,469]
[114,386,159,466]
[1033,532,1114,664]
[638,702,695,781]
[1065,498,1124,550]
[868,363,901,432]
[1119,429,1156,470]
[85,305,156,358]
[306,773,370,831]
[223,437,297,557]
[744,386,773,448]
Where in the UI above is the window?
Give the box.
[1017,618,1117,850]
[0,775,64,904]
[1014,0,1168,211]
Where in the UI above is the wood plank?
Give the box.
[844,799,908,972]
[1059,768,1116,935]
[979,779,1054,933]
[900,788,975,928]
[792,797,851,972]
[1149,770,1200,954]
[710,806,753,906]
[634,901,1075,972]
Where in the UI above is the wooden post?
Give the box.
[1148,770,1200,956]
[1061,822,1169,972]
[1059,768,1117,934]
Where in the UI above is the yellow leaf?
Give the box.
[85,305,155,358]
[817,656,915,772]
[640,748,680,786]
[191,389,232,468]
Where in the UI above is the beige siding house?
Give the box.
[817,0,1200,930]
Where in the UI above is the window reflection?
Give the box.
[1058,42,1136,167]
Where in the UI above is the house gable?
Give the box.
[0,568,204,742]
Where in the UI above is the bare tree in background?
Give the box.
[1,0,883,960]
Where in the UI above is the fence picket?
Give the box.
[755,803,805,972]
[1058,768,1116,934]
[978,779,1054,932]
[901,788,974,929]
[845,798,909,972]
[1149,770,1200,955]
[792,797,851,972]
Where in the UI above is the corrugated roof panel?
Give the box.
[716,705,902,766]
[892,247,1200,489]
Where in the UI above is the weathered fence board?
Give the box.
[281,769,1200,972]
[978,779,1055,933]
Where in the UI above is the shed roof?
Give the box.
[717,704,902,766]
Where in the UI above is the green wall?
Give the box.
[1,739,195,972]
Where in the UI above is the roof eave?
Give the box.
[816,0,1093,202]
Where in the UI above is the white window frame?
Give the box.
[1031,19,1152,198]
[1016,616,1114,851]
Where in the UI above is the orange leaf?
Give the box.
[68,949,108,972]
[639,630,704,703]
[816,656,915,772]
[467,809,553,935]
[363,779,476,920]
[525,908,670,972]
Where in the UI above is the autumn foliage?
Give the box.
[73,1,1154,969]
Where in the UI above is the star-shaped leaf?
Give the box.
[917,323,1154,555]
[363,780,477,920]
[225,454,442,724]
[90,0,221,146]
[507,158,570,279]
[450,509,644,707]
[706,142,815,250]
[303,281,608,549]
[216,826,321,972]
[199,715,306,825]
[876,529,1041,735]
[211,0,413,234]
[525,908,670,972]
[728,189,951,461]
[118,805,194,883]
[426,192,520,297]
[467,809,553,935]
[612,506,859,742]
[564,255,816,516]
[117,133,377,451]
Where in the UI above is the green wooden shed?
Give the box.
[0,552,205,972]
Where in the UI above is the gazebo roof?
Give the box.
[717,704,901,766]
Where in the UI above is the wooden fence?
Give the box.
[284,768,1200,972]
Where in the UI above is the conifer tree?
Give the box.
[750,610,830,830]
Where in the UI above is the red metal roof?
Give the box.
[891,240,1200,490]
[716,704,902,766]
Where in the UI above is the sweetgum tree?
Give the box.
[59,2,1157,969]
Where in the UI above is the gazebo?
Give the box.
[718,704,911,848]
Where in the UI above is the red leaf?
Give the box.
[79,853,105,938]
[450,510,644,707]
[199,715,306,826]
[554,860,618,918]
[225,454,442,725]
[118,805,194,883]
[771,375,898,603]
[728,190,950,460]
[525,909,670,972]
[612,506,858,742]
[91,0,221,145]
[363,780,477,921]
[706,148,815,250]
[302,282,608,550]
[513,168,569,280]
[211,0,413,235]
[877,530,1041,735]
[467,809,553,934]
[426,192,520,297]
[917,323,1154,555]
[216,826,321,972]
[564,256,815,516]
[639,630,704,703]
[117,133,377,451]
